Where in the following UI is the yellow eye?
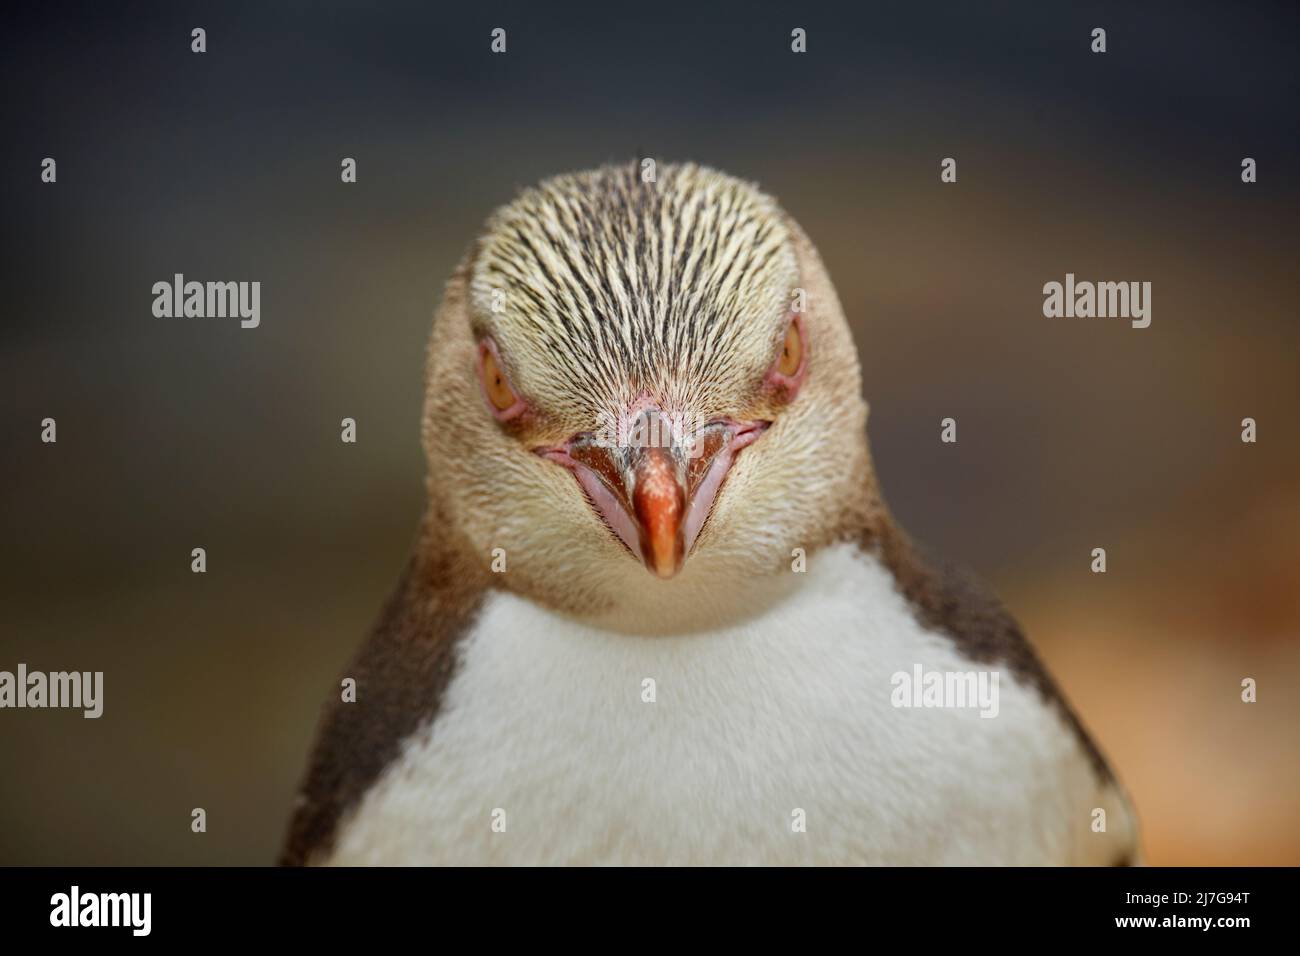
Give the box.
[776,318,803,377]
[481,346,519,412]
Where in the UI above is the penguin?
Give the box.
[281,162,1139,866]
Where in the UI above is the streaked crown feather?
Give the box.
[468,162,798,421]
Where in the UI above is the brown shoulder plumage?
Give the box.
[871,520,1114,783]
[279,525,486,866]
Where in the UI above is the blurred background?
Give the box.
[1,0,1296,865]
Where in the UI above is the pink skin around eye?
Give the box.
[477,338,529,421]
[763,312,808,396]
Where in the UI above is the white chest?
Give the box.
[327,543,1101,865]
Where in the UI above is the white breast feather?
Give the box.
[326,543,1132,865]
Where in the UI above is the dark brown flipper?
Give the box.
[872,521,1114,783]
[871,521,1141,863]
[279,540,485,866]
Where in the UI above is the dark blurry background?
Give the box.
[2,1,1296,865]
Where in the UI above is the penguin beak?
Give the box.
[624,442,687,577]
[538,412,769,578]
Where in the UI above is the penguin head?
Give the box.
[422,162,876,621]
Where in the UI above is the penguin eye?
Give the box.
[768,315,806,385]
[478,340,526,420]
[776,319,803,376]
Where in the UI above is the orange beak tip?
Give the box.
[649,540,681,578]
